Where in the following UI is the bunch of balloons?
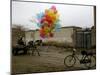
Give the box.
[36,5,61,39]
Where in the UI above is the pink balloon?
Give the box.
[51,5,56,11]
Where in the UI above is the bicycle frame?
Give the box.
[71,50,89,63]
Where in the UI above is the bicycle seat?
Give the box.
[81,51,87,55]
[81,50,93,56]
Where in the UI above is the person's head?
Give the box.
[19,36,23,40]
[73,48,76,52]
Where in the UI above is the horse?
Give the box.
[27,40,42,56]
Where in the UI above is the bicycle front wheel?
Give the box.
[64,55,76,67]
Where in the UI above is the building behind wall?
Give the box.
[91,26,96,48]
[91,6,96,48]
[12,25,25,47]
[75,28,92,49]
[74,26,96,49]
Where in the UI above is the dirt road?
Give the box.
[12,46,96,74]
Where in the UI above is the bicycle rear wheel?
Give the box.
[64,55,76,67]
[85,55,96,68]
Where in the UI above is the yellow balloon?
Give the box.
[56,13,59,19]
[44,26,49,33]
[45,9,49,14]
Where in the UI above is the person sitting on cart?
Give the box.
[17,36,25,48]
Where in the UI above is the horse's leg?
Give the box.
[27,47,30,55]
[29,48,31,56]
[35,47,40,56]
[32,48,35,56]
[28,47,32,56]
[29,48,33,56]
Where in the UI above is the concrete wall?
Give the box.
[12,26,83,47]
[25,31,35,44]
[44,28,74,43]
[34,27,81,47]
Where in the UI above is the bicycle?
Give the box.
[64,48,96,69]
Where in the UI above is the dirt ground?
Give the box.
[12,46,96,74]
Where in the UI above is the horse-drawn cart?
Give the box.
[12,40,42,56]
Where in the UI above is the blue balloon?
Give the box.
[37,12,44,20]
[37,23,41,27]
[54,22,61,32]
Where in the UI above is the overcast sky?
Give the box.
[12,1,94,30]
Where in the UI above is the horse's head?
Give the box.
[27,41,34,47]
[35,40,42,46]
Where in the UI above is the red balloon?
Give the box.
[40,29,46,38]
[40,33,45,38]
[49,32,53,37]
[40,17,46,24]
[40,15,52,25]
[47,24,51,27]
[45,15,53,24]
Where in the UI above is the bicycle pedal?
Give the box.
[80,59,91,64]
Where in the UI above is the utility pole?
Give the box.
[94,6,96,27]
